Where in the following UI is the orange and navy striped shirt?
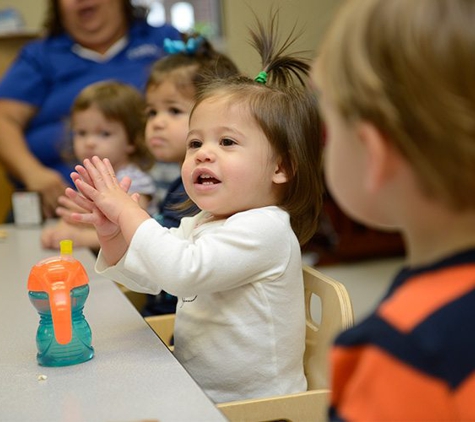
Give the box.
[329,249,475,421]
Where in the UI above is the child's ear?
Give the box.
[357,122,400,193]
[272,159,288,185]
[126,143,136,155]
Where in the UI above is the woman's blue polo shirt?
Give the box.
[0,21,180,186]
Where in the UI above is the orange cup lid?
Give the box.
[28,240,89,344]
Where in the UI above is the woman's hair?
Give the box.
[43,0,142,36]
[191,14,324,246]
[146,33,239,100]
[71,81,154,170]
[317,0,475,210]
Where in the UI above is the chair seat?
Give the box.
[217,389,330,422]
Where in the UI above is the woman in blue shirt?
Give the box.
[0,0,179,218]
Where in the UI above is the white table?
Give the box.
[0,224,227,422]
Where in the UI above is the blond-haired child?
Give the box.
[312,0,475,420]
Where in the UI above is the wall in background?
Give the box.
[220,0,342,75]
[0,0,343,74]
[0,0,46,33]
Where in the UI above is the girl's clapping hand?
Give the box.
[65,156,140,240]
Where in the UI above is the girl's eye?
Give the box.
[74,130,86,137]
[100,131,111,138]
[221,138,236,146]
[170,107,184,116]
[188,140,202,149]
[145,108,157,119]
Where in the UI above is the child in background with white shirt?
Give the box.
[65,17,323,403]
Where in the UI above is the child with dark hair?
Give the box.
[65,17,323,403]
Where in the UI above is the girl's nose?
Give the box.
[195,145,216,163]
[152,113,166,128]
[84,135,96,146]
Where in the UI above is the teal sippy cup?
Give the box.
[27,240,94,367]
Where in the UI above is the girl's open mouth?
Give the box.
[197,174,220,185]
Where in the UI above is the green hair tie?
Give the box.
[254,71,268,84]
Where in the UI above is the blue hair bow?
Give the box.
[163,37,203,55]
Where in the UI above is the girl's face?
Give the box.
[59,0,127,52]
[72,105,134,170]
[181,97,287,220]
[145,80,194,164]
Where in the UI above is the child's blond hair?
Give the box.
[317,0,475,210]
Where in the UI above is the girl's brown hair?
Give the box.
[192,14,324,246]
[71,81,154,170]
[317,0,475,210]
[146,33,239,99]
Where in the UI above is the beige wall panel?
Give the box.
[0,0,46,32]
[0,0,343,75]
[221,0,342,75]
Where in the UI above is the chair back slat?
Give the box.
[303,265,354,390]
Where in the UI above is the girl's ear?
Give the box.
[272,159,289,185]
[126,142,136,155]
[357,122,401,193]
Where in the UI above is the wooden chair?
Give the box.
[145,312,175,352]
[0,34,40,224]
[145,265,354,422]
[118,285,147,313]
[0,165,13,224]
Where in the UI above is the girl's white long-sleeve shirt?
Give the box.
[96,206,307,403]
